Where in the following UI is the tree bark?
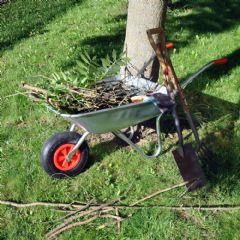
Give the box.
[122,0,168,81]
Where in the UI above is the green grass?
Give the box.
[0,0,240,239]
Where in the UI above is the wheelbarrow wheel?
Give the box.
[41,131,89,179]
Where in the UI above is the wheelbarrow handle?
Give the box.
[166,43,174,49]
[213,57,228,65]
[181,56,228,89]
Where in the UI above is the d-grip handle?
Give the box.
[146,28,176,96]
[146,28,164,51]
[146,28,174,49]
[146,28,166,69]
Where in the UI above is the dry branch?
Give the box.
[2,181,240,238]
[41,200,94,225]
[0,200,80,209]
[115,207,121,233]
[47,216,99,239]
[2,200,240,212]
[46,199,119,238]
[22,83,48,95]
[21,80,137,114]
[48,214,124,239]
[130,180,190,206]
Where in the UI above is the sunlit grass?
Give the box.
[0,0,240,239]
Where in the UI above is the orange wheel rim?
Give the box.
[53,144,81,171]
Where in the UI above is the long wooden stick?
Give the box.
[0,200,78,208]
[130,181,190,206]
[2,201,240,212]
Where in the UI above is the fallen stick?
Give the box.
[48,216,99,239]
[130,180,190,206]
[97,214,132,230]
[2,199,240,212]
[115,207,121,233]
[0,200,80,209]
[46,199,119,238]
[47,213,124,239]
[40,200,94,225]
[101,214,123,222]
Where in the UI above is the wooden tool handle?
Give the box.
[147,28,190,113]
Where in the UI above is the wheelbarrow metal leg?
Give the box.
[185,112,201,148]
[113,114,163,159]
[66,131,90,162]
[69,124,76,132]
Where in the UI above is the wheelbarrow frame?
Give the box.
[46,55,227,163]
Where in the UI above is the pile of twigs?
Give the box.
[0,180,196,239]
[22,80,139,114]
[2,180,240,239]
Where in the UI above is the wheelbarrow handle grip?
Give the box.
[181,57,228,89]
[166,43,174,49]
[213,57,228,65]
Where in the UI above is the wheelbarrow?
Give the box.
[41,54,228,184]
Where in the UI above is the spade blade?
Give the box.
[172,143,207,191]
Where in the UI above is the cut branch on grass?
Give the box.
[47,213,124,239]
[130,180,191,206]
[115,207,121,233]
[0,200,82,209]
[39,200,95,225]
[96,213,133,231]
[2,181,240,238]
[47,215,99,239]
[2,200,240,212]
[46,199,120,238]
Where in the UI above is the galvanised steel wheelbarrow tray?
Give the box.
[41,54,228,182]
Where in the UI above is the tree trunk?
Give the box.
[122,0,168,81]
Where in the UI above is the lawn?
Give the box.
[0,0,240,239]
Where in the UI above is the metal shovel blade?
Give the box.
[172,143,207,191]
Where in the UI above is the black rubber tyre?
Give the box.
[41,131,89,179]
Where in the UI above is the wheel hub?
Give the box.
[53,144,81,171]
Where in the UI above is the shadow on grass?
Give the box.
[87,138,124,168]
[79,13,127,58]
[184,47,240,123]
[59,13,127,70]
[80,29,126,58]
[168,0,190,11]
[200,120,240,191]
[0,0,83,54]
[167,0,240,47]
[61,0,240,71]
[177,48,240,187]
